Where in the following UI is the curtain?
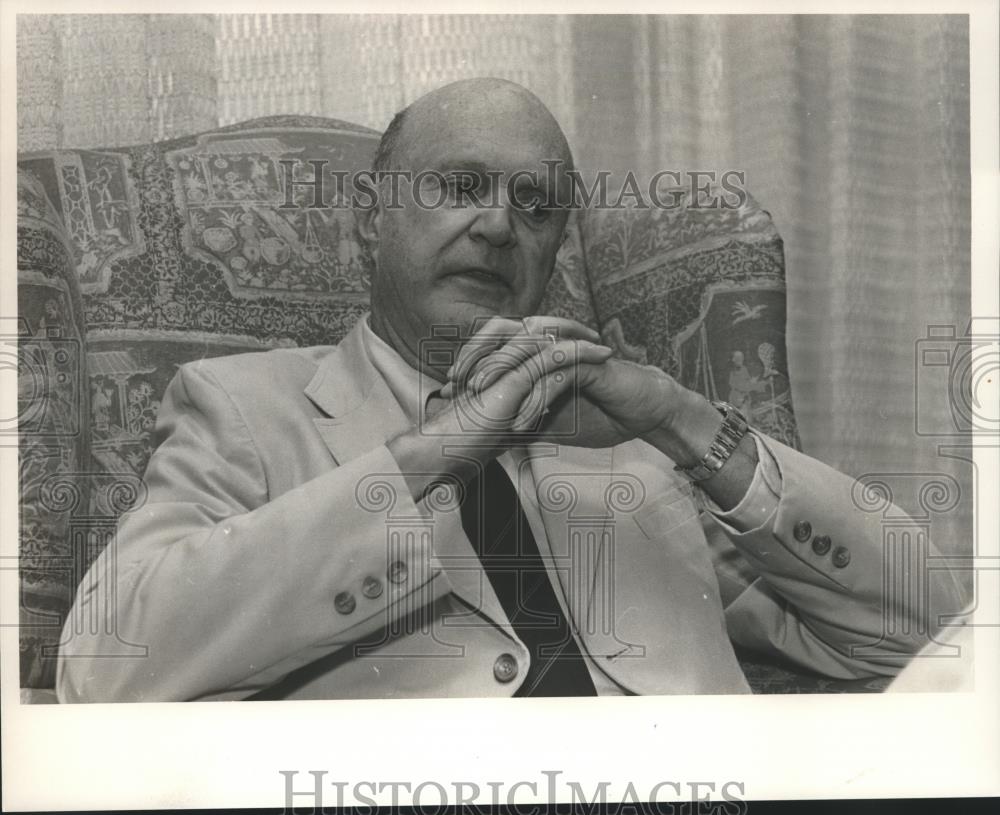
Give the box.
[17,13,972,554]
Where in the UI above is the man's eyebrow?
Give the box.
[435,160,490,175]
[433,161,559,199]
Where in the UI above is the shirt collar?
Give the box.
[360,314,443,426]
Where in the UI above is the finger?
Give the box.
[510,371,574,433]
[448,316,601,387]
[463,334,556,393]
[510,359,610,433]
[520,316,601,345]
[509,364,589,433]
[448,316,522,386]
[448,348,605,438]
[487,341,611,417]
[472,338,612,395]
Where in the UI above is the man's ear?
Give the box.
[353,204,381,264]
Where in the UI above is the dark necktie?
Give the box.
[459,458,597,696]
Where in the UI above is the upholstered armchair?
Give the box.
[16,115,889,699]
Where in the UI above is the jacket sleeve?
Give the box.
[56,363,454,703]
[707,433,969,679]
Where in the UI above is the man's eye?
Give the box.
[517,196,551,221]
[445,173,483,196]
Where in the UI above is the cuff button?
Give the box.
[388,560,409,584]
[793,521,812,542]
[832,546,851,568]
[362,576,384,599]
[334,591,357,615]
[811,535,832,556]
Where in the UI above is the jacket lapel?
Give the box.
[303,321,511,630]
[527,444,636,656]
[304,321,412,465]
[537,439,751,694]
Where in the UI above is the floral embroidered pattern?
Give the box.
[169,131,374,298]
[585,190,801,450]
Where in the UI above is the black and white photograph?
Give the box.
[3,0,998,811]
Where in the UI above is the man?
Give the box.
[56,79,962,702]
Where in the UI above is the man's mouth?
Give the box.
[448,268,513,289]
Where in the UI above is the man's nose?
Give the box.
[468,200,516,248]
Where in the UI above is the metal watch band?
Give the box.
[673,400,750,482]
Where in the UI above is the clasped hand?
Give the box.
[426,315,688,450]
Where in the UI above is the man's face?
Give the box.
[363,87,573,346]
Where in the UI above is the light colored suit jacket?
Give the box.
[56,320,964,702]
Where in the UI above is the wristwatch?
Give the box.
[673,400,750,482]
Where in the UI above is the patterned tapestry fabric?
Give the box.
[17,169,91,689]
[734,646,892,695]
[583,188,802,451]
[538,210,596,327]
[20,114,383,501]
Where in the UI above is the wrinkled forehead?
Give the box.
[402,89,573,176]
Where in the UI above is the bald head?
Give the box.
[373,78,573,175]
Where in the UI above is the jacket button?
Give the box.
[811,535,832,556]
[493,653,519,683]
[793,521,812,542]
[334,591,356,615]
[362,576,383,599]
[832,546,852,568]
[387,560,408,584]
